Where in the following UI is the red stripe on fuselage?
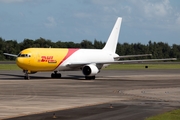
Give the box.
[54,49,79,70]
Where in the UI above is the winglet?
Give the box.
[103,17,122,53]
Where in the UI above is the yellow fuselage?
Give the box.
[16,48,78,72]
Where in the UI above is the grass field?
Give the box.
[146,109,180,120]
[0,64,20,70]
[0,63,180,70]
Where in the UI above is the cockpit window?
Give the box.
[18,53,31,58]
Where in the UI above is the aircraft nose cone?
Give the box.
[16,57,24,69]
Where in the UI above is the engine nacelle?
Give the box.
[82,64,99,76]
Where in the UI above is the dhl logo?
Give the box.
[38,56,57,63]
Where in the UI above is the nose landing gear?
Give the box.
[24,70,30,80]
[51,71,61,78]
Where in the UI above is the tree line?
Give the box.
[0,37,180,60]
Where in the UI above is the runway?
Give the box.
[0,69,180,120]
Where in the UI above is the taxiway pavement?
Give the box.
[0,69,180,120]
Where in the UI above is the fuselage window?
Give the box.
[21,54,26,57]
[18,54,31,57]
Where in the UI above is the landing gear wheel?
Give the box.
[51,72,61,78]
[51,73,55,78]
[85,76,95,80]
[24,76,30,80]
[57,73,61,78]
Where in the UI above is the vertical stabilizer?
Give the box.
[102,17,122,53]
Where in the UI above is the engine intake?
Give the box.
[82,64,99,76]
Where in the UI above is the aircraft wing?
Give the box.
[3,53,18,57]
[115,54,152,59]
[66,58,177,68]
[99,58,177,64]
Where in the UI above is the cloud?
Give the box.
[44,16,57,28]
[0,0,28,3]
[142,0,172,18]
[83,0,179,25]
[176,16,180,26]
[88,0,173,18]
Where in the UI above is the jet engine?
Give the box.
[82,64,99,76]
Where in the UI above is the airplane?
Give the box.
[4,17,176,80]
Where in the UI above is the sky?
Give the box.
[0,0,180,45]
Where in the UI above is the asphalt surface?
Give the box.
[0,69,180,120]
[0,61,180,64]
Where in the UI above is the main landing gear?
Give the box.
[51,71,61,78]
[85,76,96,80]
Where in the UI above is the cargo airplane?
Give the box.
[4,17,176,80]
